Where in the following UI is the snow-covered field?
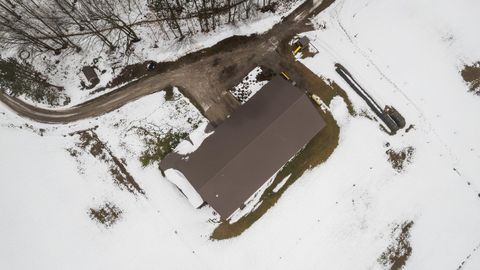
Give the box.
[1,0,480,269]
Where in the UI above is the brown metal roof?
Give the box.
[168,76,326,218]
[82,66,99,85]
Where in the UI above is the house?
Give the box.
[160,76,326,219]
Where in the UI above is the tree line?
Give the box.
[0,57,67,105]
[0,0,281,55]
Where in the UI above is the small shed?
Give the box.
[298,36,310,48]
[82,66,100,86]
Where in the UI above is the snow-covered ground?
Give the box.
[1,0,480,269]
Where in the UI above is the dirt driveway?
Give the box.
[0,0,336,126]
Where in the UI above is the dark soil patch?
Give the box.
[70,128,144,195]
[378,221,414,270]
[107,62,148,89]
[89,202,122,227]
[386,147,414,172]
[461,62,480,95]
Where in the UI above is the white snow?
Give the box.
[164,169,204,208]
[1,0,480,269]
[272,174,292,193]
[228,172,277,223]
[175,121,214,155]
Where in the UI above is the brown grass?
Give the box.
[378,221,414,270]
[386,147,415,172]
[70,128,144,195]
[89,202,122,227]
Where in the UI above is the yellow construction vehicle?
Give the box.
[293,45,302,55]
[292,36,310,55]
[280,72,291,81]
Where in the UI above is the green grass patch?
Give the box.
[139,130,188,167]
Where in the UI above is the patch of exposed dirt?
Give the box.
[107,62,149,89]
[386,147,415,172]
[219,64,238,81]
[69,127,144,195]
[461,62,480,95]
[378,221,414,270]
[89,202,122,227]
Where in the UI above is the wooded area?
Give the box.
[0,0,282,55]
